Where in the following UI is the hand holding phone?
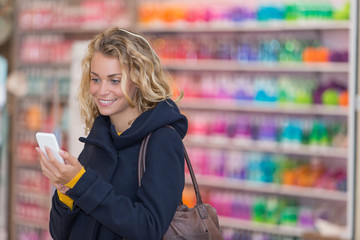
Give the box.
[36,132,65,164]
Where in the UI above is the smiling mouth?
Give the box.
[98,99,118,105]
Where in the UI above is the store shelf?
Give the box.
[184,136,348,158]
[15,162,41,170]
[14,216,49,230]
[20,95,69,103]
[11,0,136,238]
[18,23,131,35]
[219,216,313,237]
[186,175,347,201]
[11,0,354,239]
[17,189,51,206]
[180,98,348,116]
[17,62,70,69]
[162,59,349,73]
[137,20,350,33]
[18,27,103,35]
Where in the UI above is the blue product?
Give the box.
[260,154,276,183]
[281,119,303,144]
[254,77,278,102]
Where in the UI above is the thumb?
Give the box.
[59,149,76,165]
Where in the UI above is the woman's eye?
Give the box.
[111,79,120,84]
[91,78,100,83]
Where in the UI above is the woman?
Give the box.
[36,27,187,240]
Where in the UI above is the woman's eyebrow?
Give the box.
[90,72,122,77]
[108,73,122,77]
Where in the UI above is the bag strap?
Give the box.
[138,125,204,206]
[138,132,152,187]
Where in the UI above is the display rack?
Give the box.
[10,0,134,239]
[161,59,349,73]
[136,0,355,239]
[137,20,350,33]
[9,0,357,239]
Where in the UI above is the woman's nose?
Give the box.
[98,81,110,95]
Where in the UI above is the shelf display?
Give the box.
[18,0,130,31]
[11,71,68,240]
[20,35,74,64]
[9,0,356,239]
[150,34,347,63]
[184,111,347,149]
[137,0,354,239]
[174,72,348,108]
[11,0,132,239]
[138,0,349,26]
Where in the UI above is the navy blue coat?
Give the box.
[49,99,188,240]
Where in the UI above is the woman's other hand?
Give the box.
[36,147,83,187]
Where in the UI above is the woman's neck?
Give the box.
[110,107,140,133]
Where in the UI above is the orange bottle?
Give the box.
[338,91,348,106]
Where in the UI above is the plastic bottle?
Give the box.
[266,197,279,224]
[252,196,267,222]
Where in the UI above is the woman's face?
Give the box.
[89,52,137,121]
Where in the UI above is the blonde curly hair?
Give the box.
[78,27,182,134]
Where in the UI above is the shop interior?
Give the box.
[1,0,360,239]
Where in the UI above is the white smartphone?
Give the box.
[35,132,65,164]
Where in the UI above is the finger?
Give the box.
[39,147,68,184]
[53,183,70,194]
[59,150,83,175]
[41,147,60,174]
[36,147,57,179]
[54,183,68,191]
[39,158,58,182]
[52,182,61,188]
[44,147,79,184]
[59,150,75,165]
[57,188,67,195]
[59,184,70,193]
[36,147,48,163]
[41,147,84,185]
[54,186,66,195]
[36,148,69,185]
[45,146,65,170]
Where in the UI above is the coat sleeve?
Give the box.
[66,127,185,240]
[49,191,81,240]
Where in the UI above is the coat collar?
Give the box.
[79,115,118,159]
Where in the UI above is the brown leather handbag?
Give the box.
[138,130,223,240]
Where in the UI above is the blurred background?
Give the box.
[1,0,360,239]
